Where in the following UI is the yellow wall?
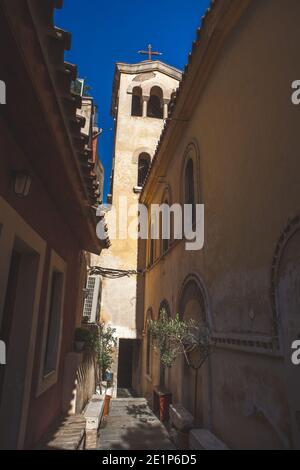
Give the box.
[137,0,300,449]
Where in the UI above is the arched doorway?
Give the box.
[179,276,207,424]
[276,225,300,448]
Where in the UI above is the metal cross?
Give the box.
[138,44,162,61]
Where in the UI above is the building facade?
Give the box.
[136,0,300,450]
[0,0,106,449]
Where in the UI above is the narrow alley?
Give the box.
[98,398,175,451]
[0,0,300,453]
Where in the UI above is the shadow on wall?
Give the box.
[62,351,96,416]
[33,351,96,449]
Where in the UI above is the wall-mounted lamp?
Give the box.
[13,170,32,198]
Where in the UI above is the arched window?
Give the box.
[138,153,150,187]
[185,159,196,225]
[147,86,163,119]
[149,238,155,266]
[149,219,155,266]
[178,276,207,420]
[162,200,170,255]
[131,87,142,117]
[179,278,206,323]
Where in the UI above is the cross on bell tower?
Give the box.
[138,44,162,61]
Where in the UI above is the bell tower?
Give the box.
[108,59,182,202]
[93,58,182,394]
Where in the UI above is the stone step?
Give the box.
[189,429,229,450]
[84,394,105,430]
[169,404,194,431]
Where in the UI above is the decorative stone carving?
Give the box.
[133,72,156,82]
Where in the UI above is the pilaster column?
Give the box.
[163,99,170,119]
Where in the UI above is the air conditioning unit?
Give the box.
[83,275,102,323]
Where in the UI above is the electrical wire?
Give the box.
[89,266,141,279]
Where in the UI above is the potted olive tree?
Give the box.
[96,324,117,415]
[148,308,214,421]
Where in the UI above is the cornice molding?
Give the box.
[111,60,182,117]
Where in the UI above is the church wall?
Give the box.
[139,0,300,448]
[93,67,180,393]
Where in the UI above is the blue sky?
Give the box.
[55,0,211,201]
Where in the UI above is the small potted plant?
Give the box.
[74,327,91,352]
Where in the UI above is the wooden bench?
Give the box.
[36,415,86,450]
[169,404,194,431]
[169,404,194,450]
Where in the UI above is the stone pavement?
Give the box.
[98,398,175,450]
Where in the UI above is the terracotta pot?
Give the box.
[103,395,111,417]
[159,394,170,422]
